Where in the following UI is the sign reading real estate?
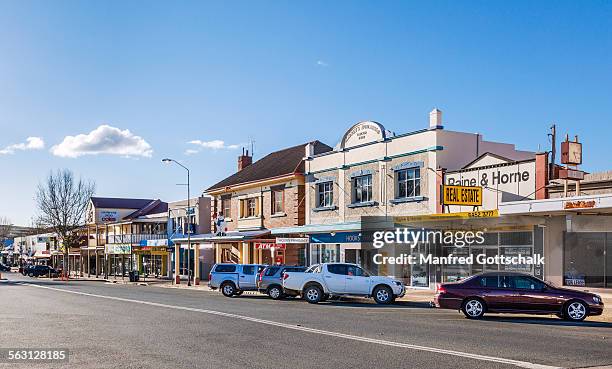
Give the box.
[443,185,482,206]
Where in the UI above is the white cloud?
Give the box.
[187,140,240,154]
[184,149,199,156]
[51,125,153,158]
[316,60,329,67]
[0,137,45,155]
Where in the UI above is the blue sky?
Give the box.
[1,1,611,225]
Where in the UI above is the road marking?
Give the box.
[22,283,560,369]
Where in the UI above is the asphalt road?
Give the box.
[1,272,611,369]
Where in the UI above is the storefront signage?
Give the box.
[106,244,131,254]
[442,185,482,206]
[255,243,286,250]
[340,121,386,149]
[561,140,582,165]
[309,232,361,244]
[559,168,584,181]
[275,237,309,244]
[138,239,169,247]
[394,210,499,223]
[99,211,120,223]
[563,200,596,210]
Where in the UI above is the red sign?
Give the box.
[254,243,286,250]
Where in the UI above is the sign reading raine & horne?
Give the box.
[276,237,309,244]
[445,156,536,212]
[443,185,482,206]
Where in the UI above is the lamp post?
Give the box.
[162,158,192,286]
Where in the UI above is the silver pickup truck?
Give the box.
[209,264,266,297]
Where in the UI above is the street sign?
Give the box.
[442,185,483,206]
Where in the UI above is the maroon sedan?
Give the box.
[434,272,604,321]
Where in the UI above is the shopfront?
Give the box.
[106,243,132,277]
[133,245,169,278]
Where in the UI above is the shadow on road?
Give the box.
[481,315,612,328]
[233,294,433,309]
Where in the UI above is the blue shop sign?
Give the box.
[309,232,361,244]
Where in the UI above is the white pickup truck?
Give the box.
[282,263,405,304]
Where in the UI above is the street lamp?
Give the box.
[162,158,192,286]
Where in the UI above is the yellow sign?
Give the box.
[394,210,499,223]
[443,185,482,206]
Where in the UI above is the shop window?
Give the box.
[272,189,284,214]
[564,232,606,287]
[396,168,420,199]
[500,232,532,245]
[317,181,333,207]
[353,175,372,204]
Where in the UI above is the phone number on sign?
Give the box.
[1,349,68,362]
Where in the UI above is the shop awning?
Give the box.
[270,222,361,235]
[172,229,270,243]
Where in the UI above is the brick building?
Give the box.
[205,142,332,266]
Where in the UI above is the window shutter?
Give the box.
[255,197,260,216]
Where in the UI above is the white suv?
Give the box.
[282,263,405,304]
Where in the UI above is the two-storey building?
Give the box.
[83,197,168,278]
[204,143,332,267]
[302,109,535,287]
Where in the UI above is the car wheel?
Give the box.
[564,300,587,321]
[221,282,236,297]
[373,285,393,305]
[462,298,486,319]
[303,285,322,304]
[267,286,283,300]
[28,272,34,277]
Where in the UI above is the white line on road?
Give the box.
[22,283,560,369]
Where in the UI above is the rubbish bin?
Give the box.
[128,271,135,282]
[133,271,139,282]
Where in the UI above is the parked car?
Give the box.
[257,265,307,299]
[208,264,267,297]
[434,271,604,321]
[282,263,405,304]
[0,263,11,272]
[24,265,60,278]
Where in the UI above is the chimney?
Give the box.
[305,142,315,159]
[429,108,443,129]
[238,148,252,171]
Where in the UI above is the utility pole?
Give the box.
[548,124,556,181]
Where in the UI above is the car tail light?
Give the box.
[436,283,447,294]
[258,270,265,281]
[208,273,211,281]
[282,272,289,280]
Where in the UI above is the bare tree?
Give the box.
[35,169,95,277]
